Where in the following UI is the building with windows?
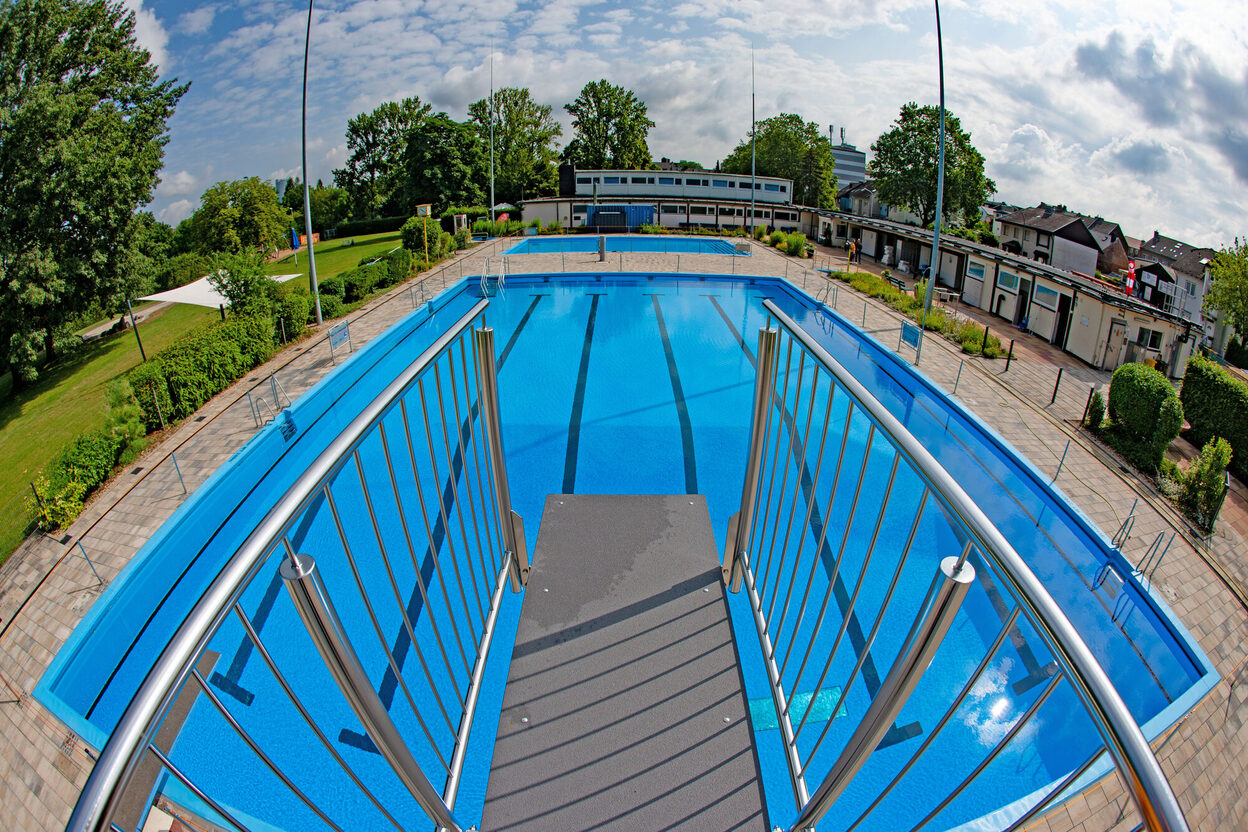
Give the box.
[829,137,867,186]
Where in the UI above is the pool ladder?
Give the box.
[480,255,508,297]
[246,372,292,427]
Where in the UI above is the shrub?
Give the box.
[208,251,276,317]
[146,315,274,421]
[106,380,148,466]
[1180,437,1233,530]
[753,224,767,241]
[769,231,787,249]
[332,215,408,237]
[1181,354,1248,481]
[783,232,807,257]
[1153,395,1184,459]
[129,360,172,432]
[157,252,213,291]
[276,292,311,340]
[454,228,471,250]
[1108,363,1176,441]
[342,267,376,302]
[1086,390,1106,429]
[382,247,412,286]
[319,294,344,319]
[540,219,563,235]
[1226,337,1248,368]
[438,231,454,256]
[319,275,346,299]
[27,475,87,531]
[401,216,441,254]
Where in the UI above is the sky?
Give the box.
[131,0,1248,249]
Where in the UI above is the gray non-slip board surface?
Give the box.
[482,494,767,831]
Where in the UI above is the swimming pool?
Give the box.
[42,273,1214,831]
[502,235,745,256]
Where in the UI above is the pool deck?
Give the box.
[0,238,1245,831]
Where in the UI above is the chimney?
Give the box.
[840,127,846,144]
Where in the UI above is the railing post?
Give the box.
[790,553,976,832]
[475,327,530,591]
[723,327,779,592]
[281,552,463,832]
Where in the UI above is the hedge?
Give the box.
[129,314,276,427]
[1181,355,1248,481]
[1108,363,1176,441]
[331,215,408,237]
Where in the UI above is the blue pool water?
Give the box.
[503,235,744,256]
[40,274,1214,831]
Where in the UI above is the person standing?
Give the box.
[848,239,856,266]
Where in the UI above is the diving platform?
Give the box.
[482,494,767,831]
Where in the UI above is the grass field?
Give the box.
[0,303,217,560]
[266,231,403,283]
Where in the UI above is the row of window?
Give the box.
[575,175,787,193]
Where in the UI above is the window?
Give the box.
[1023,230,1032,242]
[658,177,675,185]
[780,185,787,193]
[572,204,589,213]
[713,179,729,188]
[1033,284,1061,310]
[1137,328,1162,350]
[1186,281,1197,296]
[604,176,621,184]
[998,271,1019,292]
[967,262,986,281]
[672,178,682,185]
[661,205,681,214]
[728,181,736,187]
[718,206,735,215]
[687,179,702,186]
[576,177,591,184]
[631,176,648,184]
[752,209,770,218]
[764,183,781,192]
[836,224,847,237]
[689,206,708,215]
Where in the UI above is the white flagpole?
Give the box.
[489,43,496,225]
[750,46,757,237]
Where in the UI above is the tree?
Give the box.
[207,250,274,316]
[281,179,351,232]
[398,114,486,216]
[561,80,654,170]
[1205,238,1248,340]
[468,87,562,205]
[722,113,838,208]
[333,97,431,219]
[183,177,290,255]
[0,0,186,383]
[868,102,995,228]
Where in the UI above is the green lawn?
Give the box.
[266,231,404,283]
[0,302,217,559]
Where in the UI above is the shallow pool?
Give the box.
[40,274,1214,831]
[502,235,744,256]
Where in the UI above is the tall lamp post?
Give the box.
[915,0,946,365]
[302,0,324,324]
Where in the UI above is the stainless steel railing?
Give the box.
[724,299,1187,832]
[68,298,528,832]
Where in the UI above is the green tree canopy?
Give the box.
[1205,238,1248,340]
[399,114,487,216]
[868,102,995,228]
[722,113,838,208]
[561,80,654,170]
[184,177,290,255]
[281,179,351,233]
[468,87,562,205]
[333,96,431,219]
[0,0,186,383]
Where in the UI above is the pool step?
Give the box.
[482,494,766,831]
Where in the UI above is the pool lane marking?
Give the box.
[206,294,553,715]
[562,294,605,494]
[338,293,550,751]
[647,294,698,494]
[83,292,483,721]
[708,294,920,748]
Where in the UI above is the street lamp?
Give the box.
[302,0,323,324]
[915,0,946,365]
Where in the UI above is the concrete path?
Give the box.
[0,239,1243,831]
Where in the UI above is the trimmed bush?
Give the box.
[1108,363,1176,441]
[1180,437,1233,530]
[342,267,375,302]
[332,215,408,237]
[383,248,412,286]
[402,216,441,254]
[1181,354,1248,481]
[783,232,807,257]
[319,275,346,299]
[1086,389,1106,429]
[454,228,471,249]
[277,292,311,340]
[319,294,344,319]
[28,428,124,530]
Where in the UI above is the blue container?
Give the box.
[586,204,654,230]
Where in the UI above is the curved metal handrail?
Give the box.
[67,299,490,832]
[761,299,1187,832]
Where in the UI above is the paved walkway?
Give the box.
[0,239,1244,831]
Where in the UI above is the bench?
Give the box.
[886,275,907,292]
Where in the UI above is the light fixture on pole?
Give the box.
[915,0,946,365]
[302,0,323,325]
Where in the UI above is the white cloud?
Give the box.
[160,170,199,195]
[176,5,218,36]
[158,199,195,225]
[121,0,170,72]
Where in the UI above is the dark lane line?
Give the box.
[562,294,605,494]
[649,294,698,494]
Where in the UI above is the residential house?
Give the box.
[995,205,1100,275]
[1137,231,1227,351]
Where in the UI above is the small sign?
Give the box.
[329,321,351,350]
[901,321,921,350]
[415,203,432,217]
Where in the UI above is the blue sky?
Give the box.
[131,0,1248,248]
